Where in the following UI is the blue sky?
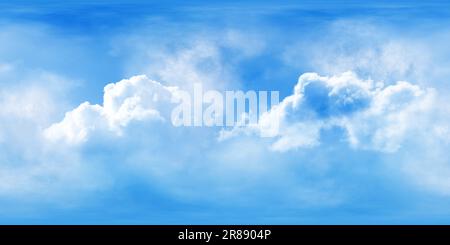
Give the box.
[2,1,450,224]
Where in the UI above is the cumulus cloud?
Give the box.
[0,71,112,202]
[11,69,448,205]
[44,75,179,144]
[35,73,345,207]
[223,71,436,153]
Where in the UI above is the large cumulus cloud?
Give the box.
[44,75,179,144]
[224,71,437,153]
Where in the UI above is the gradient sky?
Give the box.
[1,0,450,224]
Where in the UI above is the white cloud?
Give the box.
[270,122,322,152]
[344,80,435,152]
[44,75,178,144]
[0,71,112,202]
[222,71,436,153]
[37,72,345,206]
